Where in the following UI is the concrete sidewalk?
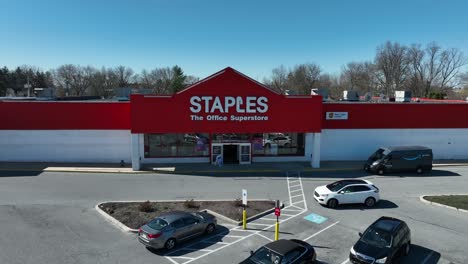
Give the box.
[1,160,468,174]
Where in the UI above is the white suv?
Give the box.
[313,179,380,208]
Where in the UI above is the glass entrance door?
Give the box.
[239,143,251,165]
[211,143,223,165]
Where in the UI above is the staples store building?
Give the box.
[1,67,468,171]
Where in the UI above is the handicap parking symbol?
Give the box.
[304,213,328,224]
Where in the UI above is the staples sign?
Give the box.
[189,96,269,122]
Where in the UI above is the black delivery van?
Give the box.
[364,146,433,175]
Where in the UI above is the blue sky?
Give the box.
[1,0,468,80]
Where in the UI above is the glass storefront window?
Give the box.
[144,133,210,157]
[143,132,305,158]
[252,133,305,156]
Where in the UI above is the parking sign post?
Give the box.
[242,189,247,230]
[274,200,281,240]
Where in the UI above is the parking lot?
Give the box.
[0,166,467,264]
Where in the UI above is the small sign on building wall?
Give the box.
[326,112,348,120]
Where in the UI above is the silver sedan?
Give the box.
[138,211,217,250]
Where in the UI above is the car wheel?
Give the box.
[404,241,411,256]
[327,199,338,208]
[416,167,423,174]
[377,168,384,175]
[165,238,176,250]
[205,223,215,234]
[365,197,376,207]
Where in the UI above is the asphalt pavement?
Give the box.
[0,165,467,264]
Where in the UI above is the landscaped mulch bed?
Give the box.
[424,195,468,210]
[99,200,275,229]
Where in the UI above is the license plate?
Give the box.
[140,233,147,239]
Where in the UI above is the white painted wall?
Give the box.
[321,129,468,160]
[0,130,131,163]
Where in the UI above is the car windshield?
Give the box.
[250,247,283,264]
[361,228,392,248]
[326,181,348,192]
[147,218,168,231]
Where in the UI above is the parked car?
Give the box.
[364,146,433,175]
[240,239,316,264]
[350,216,411,264]
[313,179,380,208]
[264,136,292,148]
[138,211,217,250]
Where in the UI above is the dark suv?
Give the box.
[349,216,411,264]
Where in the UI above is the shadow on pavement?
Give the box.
[333,199,398,211]
[146,225,232,257]
[0,170,42,177]
[392,169,461,177]
[400,244,441,264]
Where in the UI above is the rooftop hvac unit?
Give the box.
[311,88,330,101]
[395,91,412,102]
[343,90,359,101]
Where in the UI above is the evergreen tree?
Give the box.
[170,65,186,93]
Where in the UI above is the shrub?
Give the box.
[139,200,154,213]
[184,199,200,209]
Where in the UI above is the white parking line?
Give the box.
[170,256,194,260]
[219,234,244,238]
[248,223,271,227]
[339,259,349,264]
[289,184,301,188]
[422,251,435,264]
[166,175,308,264]
[256,232,274,242]
[290,194,303,198]
[303,221,339,242]
[184,248,213,252]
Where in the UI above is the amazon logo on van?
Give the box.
[402,155,422,161]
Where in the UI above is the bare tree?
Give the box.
[375,41,410,96]
[114,66,134,87]
[287,63,321,95]
[53,65,96,96]
[89,67,120,98]
[341,61,377,94]
[269,65,290,93]
[138,67,175,94]
[439,48,467,91]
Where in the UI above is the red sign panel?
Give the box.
[274,207,281,216]
[131,67,322,133]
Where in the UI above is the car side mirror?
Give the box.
[250,250,254,256]
[358,232,363,237]
[339,191,345,194]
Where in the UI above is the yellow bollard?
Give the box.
[275,221,279,240]
[242,208,247,230]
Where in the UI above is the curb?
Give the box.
[419,195,468,213]
[95,202,138,233]
[95,199,276,233]
[203,206,275,226]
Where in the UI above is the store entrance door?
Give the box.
[223,144,239,164]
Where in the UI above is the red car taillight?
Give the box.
[147,233,162,239]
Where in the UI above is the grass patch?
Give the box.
[424,195,468,210]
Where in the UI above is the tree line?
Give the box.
[264,41,468,99]
[0,65,197,98]
[1,41,467,99]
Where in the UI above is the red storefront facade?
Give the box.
[1,67,468,170]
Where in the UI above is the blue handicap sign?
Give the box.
[304,213,328,224]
